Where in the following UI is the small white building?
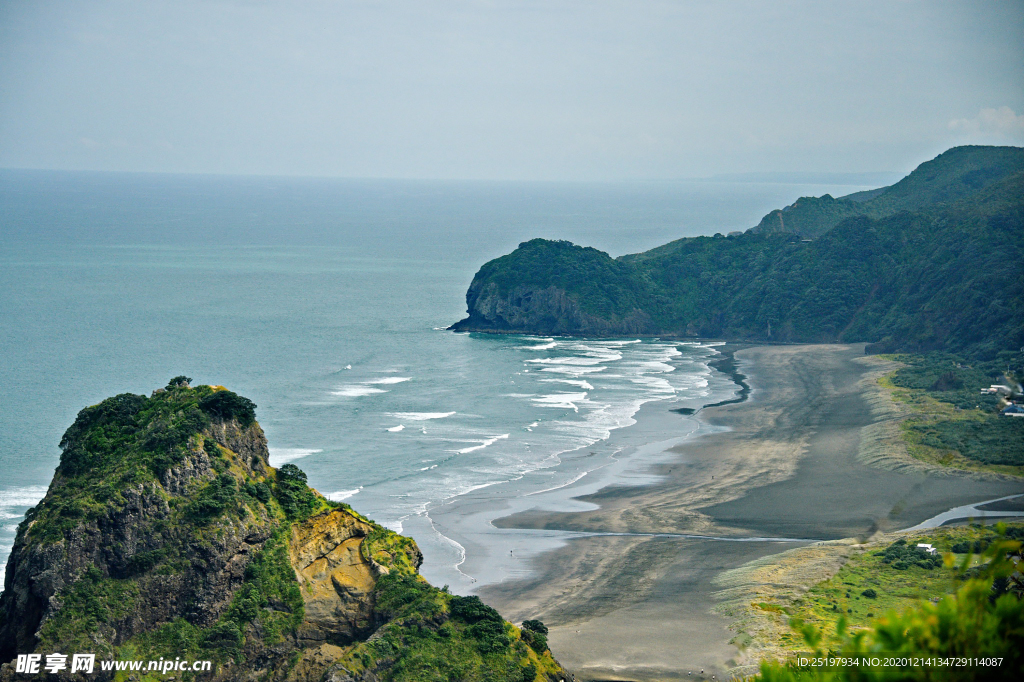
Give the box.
[917,543,937,555]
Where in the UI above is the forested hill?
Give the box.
[749,145,1024,238]
[449,146,1024,358]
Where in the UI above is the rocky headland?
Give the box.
[450,145,1024,358]
[0,377,566,681]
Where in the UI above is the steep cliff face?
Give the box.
[453,281,655,336]
[449,238,656,336]
[289,509,417,647]
[0,384,278,661]
[0,380,568,682]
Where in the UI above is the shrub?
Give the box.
[201,621,242,659]
[449,595,502,624]
[861,588,877,599]
[242,481,271,504]
[374,573,437,621]
[198,390,257,426]
[521,619,548,635]
[521,628,548,654]
[126,548,168,576]
[186,473,238,521]
[877,539,942,570]
[466,618,510,653]
[952,539,988,554]
[254,481,271,503]
[274,463,320,520]
[755,530,1023,680]
[929,371,964,391]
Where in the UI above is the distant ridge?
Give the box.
[451,146,1024,358]
[749,145,1024,239]
[705,171,903,186]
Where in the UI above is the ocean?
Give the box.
[0,169,875,587]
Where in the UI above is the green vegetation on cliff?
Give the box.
[0,381,565,682]
[337,579,560,682]
[749,145,1024,239]
[452,146,1024,359]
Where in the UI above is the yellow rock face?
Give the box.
[289,510,380,646]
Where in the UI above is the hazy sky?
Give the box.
[1,0,1022,180]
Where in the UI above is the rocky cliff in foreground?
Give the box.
[0,378,567,681]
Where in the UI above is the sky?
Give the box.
[0,0,1022,181]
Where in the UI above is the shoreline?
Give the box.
[477,344,1023,680]
[672,345,752,415]
[417,393,732,593]
[415,342,743,593]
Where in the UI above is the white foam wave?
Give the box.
[525,469,592,496]
[528,356,607,366]
[0,485,48,509]
[365,377,412,385]
[268,448,322,466]
[456,434,510,454]
[631,375,676,393]
[541,378,594,390]
[517,341,557,350]
[387,424,405,432]
[532,392,589,412]
[539,365,606,375]
[391,411,456,421]
[332,385,387,397]
[327,487,362,502]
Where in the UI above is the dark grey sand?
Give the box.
[481,344,1023,680]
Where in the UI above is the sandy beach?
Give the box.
[479,344,1024,680]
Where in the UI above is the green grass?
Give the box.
[363,525,422,575]
[773,525,1021,649]
[754,526,1024,681]
[878,353,1024,475]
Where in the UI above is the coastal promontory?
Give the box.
[0,378,566,681]
[451,145,1024,358]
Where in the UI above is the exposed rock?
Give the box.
[0,383,568,682]
[0,418,278,662]
[290,510,378,646]
[452,282,655,336]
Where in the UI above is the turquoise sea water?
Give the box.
[0,170,874,584]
